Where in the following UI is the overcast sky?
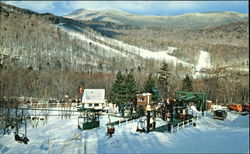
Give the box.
[3,1,249,16]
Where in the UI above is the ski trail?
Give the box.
[57,25,194,67]
[196,50,211,70]
[194,50,212,78]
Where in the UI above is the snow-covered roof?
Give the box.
[82,89,105,103]
[137,93,152,96]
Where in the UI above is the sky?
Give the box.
[3,1,249,16]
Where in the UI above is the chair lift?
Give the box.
[14,117,29,144]
[78,109,100,130]
[106,114,115,137]
[136,117,146,133]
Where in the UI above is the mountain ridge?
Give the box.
[65,8,248,29]
[68,8,247,17]
[1,2,248,73]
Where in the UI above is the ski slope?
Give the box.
[196,50,211,71]
[193,50,212,78]
[59,26,194,68]
[0,111,249,153]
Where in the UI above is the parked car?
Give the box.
[227,104,242,112]
[242,104,249,112]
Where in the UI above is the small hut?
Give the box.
[82,89,106,110]
[136,93,152,110]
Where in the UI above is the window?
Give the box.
[94,104,99,107]
[89,104,92,107]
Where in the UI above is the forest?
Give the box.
[0,61,248,106]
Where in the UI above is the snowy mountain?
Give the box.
[0,2,195,75]
[65,8,248,30]
[0,2,248,76]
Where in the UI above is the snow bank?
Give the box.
[225,112,249,128]
[189,105,202,117]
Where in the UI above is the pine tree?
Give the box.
[181,74,193,92]
[158,62,171,98]
[124,72,137,101]
[143,73,156,93]
[109,71,137,116]
[109,71,126,107]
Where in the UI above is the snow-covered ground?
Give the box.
[0,111,249,153]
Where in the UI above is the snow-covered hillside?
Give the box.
[0,111,248,153]
[59,25,195,68]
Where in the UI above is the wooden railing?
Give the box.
[172,116,198,133]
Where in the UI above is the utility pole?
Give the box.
[146,111,150,133]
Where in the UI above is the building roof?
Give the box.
[136,93,152,96]
[82,89,106,103]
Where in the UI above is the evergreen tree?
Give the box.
[181,74,193,92]
[143,73,156,93]
[158,62,171,98]
[124,72,137,101]
[109,71,126,107]
[109,71,137,116]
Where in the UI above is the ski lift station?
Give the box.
[136,93,152,110]
[81,89,107,110]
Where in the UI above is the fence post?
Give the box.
[171,125,173,133]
